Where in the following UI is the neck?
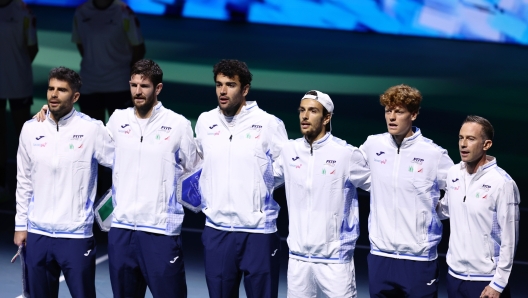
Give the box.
[305,131,327,146]
[465,154,488,174]
[392,127,414,146]
[222,100,246,117]
[50,109,72,123]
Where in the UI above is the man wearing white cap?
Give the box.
[274,90,370,297]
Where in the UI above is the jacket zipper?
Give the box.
[306,144,314,244]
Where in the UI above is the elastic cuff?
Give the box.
[489,281,505,293]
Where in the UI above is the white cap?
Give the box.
[302,90,334,114]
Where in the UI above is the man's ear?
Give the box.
[411,111,418,121]
[73,92,80,103]
[242,84,250,97]
[483,139,492,151]
[155,83,163,95]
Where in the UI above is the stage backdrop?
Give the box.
[25,0,528,45]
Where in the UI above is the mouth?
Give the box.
[48,101,60,107]
[219,96,229,104]
[301,122,310,129]
[388,123,397,128]
[460,150,469,157]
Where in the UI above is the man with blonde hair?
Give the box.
[360,84,454,297]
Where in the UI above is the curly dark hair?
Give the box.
[213,59,252,87]
[380,84,422,114]
[131,59,163,86]
[48,67,82,92]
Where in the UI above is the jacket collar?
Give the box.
[303,132,332,150]
[46,108,76,127]
[459,155,496,180]
[388,126,422,149]
[129,101,164,121]
[217,101,259,125]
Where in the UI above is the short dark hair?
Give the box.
[463,115,494,141]
[213,59,252,87]
[131,59,163,86]
[48,67,82,93]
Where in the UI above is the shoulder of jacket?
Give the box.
[418,136,447,153]
[489,166,515,183]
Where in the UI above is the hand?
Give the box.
[33,104,48,122]
[480,285,500,298]
[14,231,27,246]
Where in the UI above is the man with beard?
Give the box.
[273,90,370,298]
[437,116,520,298]
[14,67,113,297]
[34,60,198,297]
[105,59,198,297]
[359,84,454,297]
[195,59,288,298]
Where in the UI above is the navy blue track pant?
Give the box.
[26,232,96,298]
[202,226,281,298]
[368,253,439,298]
[446,273,511,298]
[108,228,187,298]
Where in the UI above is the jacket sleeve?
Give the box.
[94,120,115,168]
[489,180,520,293]
[436,189,450,220]
[269,117,288,162]
[272,150,285,188]
[179,119,200,173]
[436,150,454,191]
[348,147,371,191]
[194,114,204,159]
[15,124,32,231]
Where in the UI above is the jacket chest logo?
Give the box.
[322,160,337,175]
[409,157,425,173]
[71,135,84,141]
[119,124,131,134]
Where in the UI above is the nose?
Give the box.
[50,89,58,98]
[135,85,142,95]
[389,111,396,120]
[460,138,467,148]
[220,85,227,95]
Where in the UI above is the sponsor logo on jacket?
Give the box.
[374,158,387,164]
[209,124,218,129]
[481,184,491,192]
[71,134,84,140]
[325,160,336,167]
[160,126,172,132]
[33,142,47,147]
[411,157,424,165]
[289,163,302,169]
[250,124,262,132]
[375,151,385,156]
[207,130,221,136]
[35,136,45,140]
[118,124,131,134]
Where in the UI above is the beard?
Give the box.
[133,94,156,116]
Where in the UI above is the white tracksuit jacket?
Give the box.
[195,101,288,233]
[274,133,370,263]
[360,127,454,261]
[15,109,114,238]
[106,102,198,235]
[437,157,520,293]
